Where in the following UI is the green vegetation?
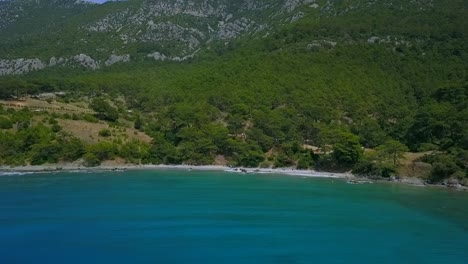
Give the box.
[353,141,409,178]
[90,98,119,122]
[0,0,466,185]
[98,128,111,137]
[0,108,149,166]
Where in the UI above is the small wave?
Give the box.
[0,171,36,176]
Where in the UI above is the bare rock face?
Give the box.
[49,56,66,67]
[49,57,58,66]
[283,0,317,12]
[147,49,200,62]
[0,53,130,75]
[307,40,337,51]
[82,0,310,56]
[0,0,328,77]
[289,11,305,23]
[3,0,410,76]
[0,58,46,75]
[217,18,262,39]
[147,52,167,61]
[141,21,205,50]
[105,54,131,66]
[72,54,100,70]
[368,36,380,44]
[0,1,21,31]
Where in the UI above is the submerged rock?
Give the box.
[443,178,464,189]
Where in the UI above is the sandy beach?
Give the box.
[0,163,352,179]
[1,163,466,190]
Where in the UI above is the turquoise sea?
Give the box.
[0,170,467,263]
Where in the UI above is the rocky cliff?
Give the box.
[0,0,451,75]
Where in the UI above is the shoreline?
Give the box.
[0,164,350,179]
[0,164,466,191]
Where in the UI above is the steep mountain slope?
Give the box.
[1,0,465,75]
[0,0,321,73]
[0,0,466,182]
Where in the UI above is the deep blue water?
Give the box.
[0,170,467,264]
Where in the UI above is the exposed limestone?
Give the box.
[2,0,418,76]
[289,11,305,23]
[105,54,131,66]
[49,57,58,66]
[0,58,46,75]
[147,52,167,61]
[72,54,100,70]
[142,21,204,50]
[368,36,380,44]
[283,0,317,13]
[0,53,131,75]
[216,18,259,39]
[82,0,302,54]
[147,49,200,62]
[307,40,337,51]
[49,56,66,67]
[367,36,413,47]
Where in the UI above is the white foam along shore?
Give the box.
[0,164,352,179]
[2,164,467,190]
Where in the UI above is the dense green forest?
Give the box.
[0,0,467,185]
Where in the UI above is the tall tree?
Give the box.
[376,140,409,166]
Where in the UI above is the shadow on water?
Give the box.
[379,182,468,231]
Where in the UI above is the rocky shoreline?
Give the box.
[0,164,349,178]
[0,164,466,191]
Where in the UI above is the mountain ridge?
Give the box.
[0,0,466,182]
[2,0,464,75]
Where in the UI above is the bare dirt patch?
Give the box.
[214,155,228,166]
[0,99,93,114]
[398,151,433,178]
[57,119,151,144]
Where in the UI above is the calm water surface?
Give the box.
[0,170,467,263]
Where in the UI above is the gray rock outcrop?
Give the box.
[72,54,100,70]
[147,52,167,61]
[49,56,66,67]
[147,48,200,62]
[0,58,46,75]
[105,54,131,66]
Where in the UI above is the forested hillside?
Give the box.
[0,0,466,185]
